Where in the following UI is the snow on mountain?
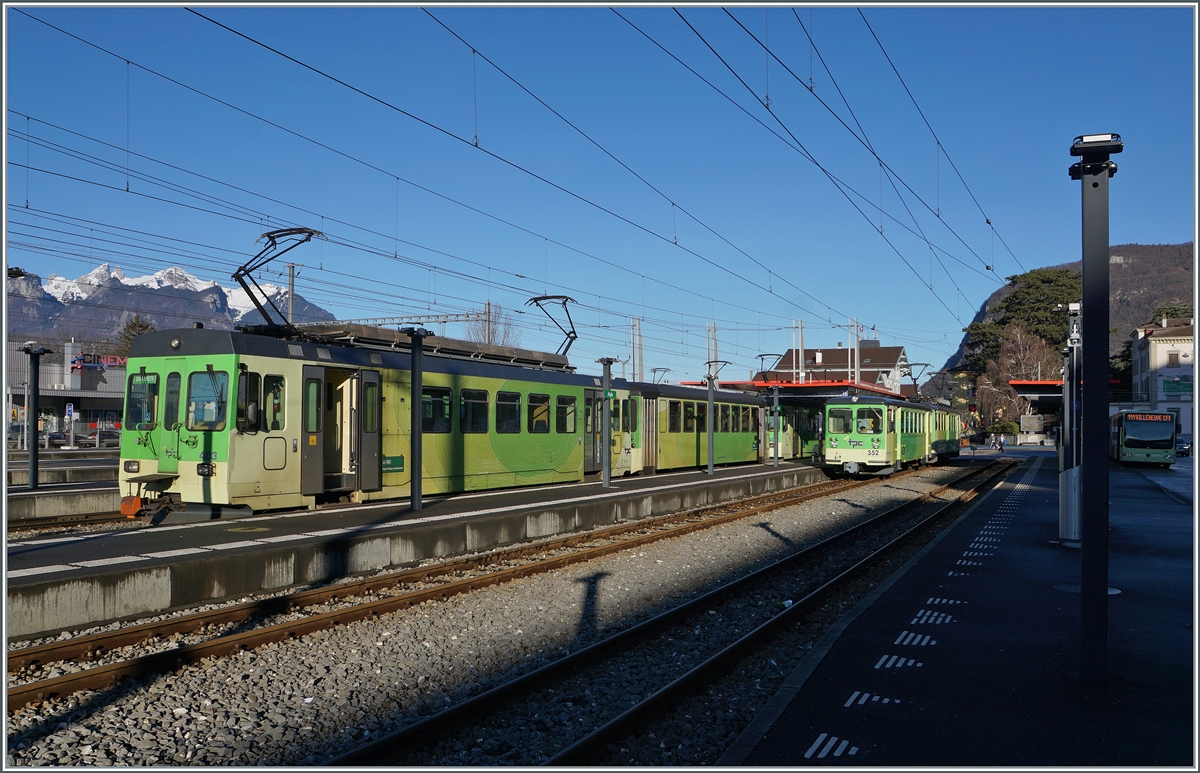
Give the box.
[223,282,284,320]
[124,266,221,293]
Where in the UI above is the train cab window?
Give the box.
[304,379,321,433]
[683,402,696,433]
[423,387,452,433]
[621,399,630,432]
[236,370,261,432]
[696,402,707,433]
[126,372,160,431]
[720,404,731,433]
[827,408,853,434]
[461,389,489,434]
[668,401,682,433]
[529,394,550,434]
[186,369,229,431]
[496,392,521,434]
[263,375,285,431]
[163,372,181,430]
[856,407,882,434]
[556,396,577,434]
[742,406,753,433]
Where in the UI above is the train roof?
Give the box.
[127,327,630,389]
[628,381,767,405]
[823,395,940,411]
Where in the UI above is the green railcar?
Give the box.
[822,396,960,476]
[119,327,634,518]
[631,383,764,472]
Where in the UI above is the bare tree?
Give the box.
[974,322,1062,425]
[464,303,521,348]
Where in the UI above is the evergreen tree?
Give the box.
[1147,302,1193,322]
[963,268,1082,374]
[113,314,156,357]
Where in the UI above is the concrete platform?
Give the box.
[6,461,827,639]
[6,485,121,522]
[7,465,118,487]
[721,448,1194,767]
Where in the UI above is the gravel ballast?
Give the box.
[7,463,982,766]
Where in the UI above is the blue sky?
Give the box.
[4,5,1195,382]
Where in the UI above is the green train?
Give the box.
[118,325,770,520]
[822,395,962,476]
[1109,410,1176,467]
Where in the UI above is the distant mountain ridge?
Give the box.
[7,263,335,343]
[941,242,1194,370]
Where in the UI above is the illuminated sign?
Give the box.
[1126,413,1173,421]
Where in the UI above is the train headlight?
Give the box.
[123,460,140,473]
[170,336,182,350]
[196,462,216,477]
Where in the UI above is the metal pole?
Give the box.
[287,263,295,325]
[707,372,715,476]
[597,358,616,488]
[1069,133,1121,683]
[798,319,804,383]
[772,386,780,468]
[402,327,430,511]
[22,345,49,491]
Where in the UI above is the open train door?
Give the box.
[356,370,382,492]
[300,365,325,496]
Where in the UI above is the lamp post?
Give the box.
[20,342,52,490]
[1069,132,1122,683]
[400,327,431,511]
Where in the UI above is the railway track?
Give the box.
[7,466,917,712]
[7,513,138,534]
[324,458,1015,765]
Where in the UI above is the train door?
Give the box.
[584,388,600,474]
[156,360,185,474]
[642,397,658,473]
[610,397,624,470]
[356,370,382,492]
[300,365,325,496]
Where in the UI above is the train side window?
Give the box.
[585,399,594,434]
[529,394,550,434]
[629,399,638,433]
[696,402,707,433]
[827,408,853,434]
[263,376,285,431]
[668,400,682,433]
[236,370,261,432]
[496,392,521,434]
[363,382,379,434]
[186,370,229,431]
[621,399,630,432]
[741,405,752,433]
[683,402,696,433]
[720,404,731,433]
[611,399,621,432]
[751,407,759,434]
[556,395,577,434]
[304,378,321,433]
[163,372,181,430]
[126,372,160,431]
[461,389,489,434]
[732,406,742,433]
[423,387,452,433]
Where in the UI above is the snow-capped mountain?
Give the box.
[8,264,335,340]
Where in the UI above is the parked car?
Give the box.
[1176,436,1192,457]
[82,429,122,447]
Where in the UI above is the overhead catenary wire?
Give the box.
[856,8,1026,274]
[9,9,958,365]
[669,9,964,325]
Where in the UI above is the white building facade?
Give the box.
[1129,317,1194,437]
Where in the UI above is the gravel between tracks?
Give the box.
[6,463,977,766]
